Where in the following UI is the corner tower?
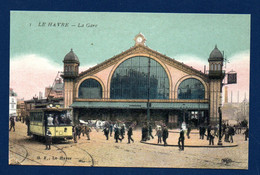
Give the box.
[62,49,80,108]
[208,45,225,124]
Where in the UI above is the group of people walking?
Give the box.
[72,124,92,143]
[103,123,135,144]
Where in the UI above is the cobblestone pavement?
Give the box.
[9,122,248,169]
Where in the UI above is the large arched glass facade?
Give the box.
[78,79,102,99]
[178,78,205,99]
[110,56,169,99]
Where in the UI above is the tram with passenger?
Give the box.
[29,108,73,140]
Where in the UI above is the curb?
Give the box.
[140,141,238,148]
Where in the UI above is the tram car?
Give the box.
[29,108,73,140]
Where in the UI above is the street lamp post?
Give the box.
[182,103,186,124]
[147,57,151,125]
[218,82,223,145]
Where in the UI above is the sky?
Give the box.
[9,11,250,101]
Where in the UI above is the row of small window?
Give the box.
[210,64,221,71]
[64,65,78,72]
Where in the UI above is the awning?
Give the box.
[70,101,209,110]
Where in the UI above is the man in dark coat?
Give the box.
[103,127,110,140]
[209,126,215,145]
[114,127,122,143]
[228,126,235,143]
[9,116,15,132]
[25,115,30,136]
[186,124,191,139]
[45,128,52,150]
[148,125,154,139]
[120,125,125,140]
[76,125,81,140]
[162,126,169,146]
[72,126,77,143]
[127,126,134,144]
[201,125,206,140]
[141,125,148,141]
[109,123,113,137]
[244,127,249,141]
[178,127,185,151]
[85,125,91,140]
[207,125,211,140]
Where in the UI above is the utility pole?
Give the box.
[147,57,151,125]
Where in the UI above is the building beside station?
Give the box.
[9,88,17,117]
[62,34,225,128]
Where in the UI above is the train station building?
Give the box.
[62,34,225,128]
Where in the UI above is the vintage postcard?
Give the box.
[9,11,250,169]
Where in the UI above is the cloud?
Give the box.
[10,54,62,100]
[10,54,95,100]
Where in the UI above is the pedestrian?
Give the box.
[148,125,154,139]
[103,127,110,140]
[109,123,113,137]
[120,124,125,140]
[186,124,191,139]
[75,124,81,140]
[9,116,15,132]
[127,126,134,144]
[81,124,85,137]
[72,126,77,143]
[45,128,52,150]
[162,125,169,146]
[228,126,235,143]
[178,127,185,151]
[224,128,229,142]
[141,125,148,141]
[114,127,122,143]
[85,125,91,140]
[209,126,215,145]
[199,125,202,139]
[206,125,211,140]
[25,115,30,136]
[156,126,162,144]
[243,127,249,141]
[199,125,205,140]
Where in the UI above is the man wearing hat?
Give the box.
[45,128,52,150]
[162,125,169,146]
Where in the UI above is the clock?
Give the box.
[136,36,143,43]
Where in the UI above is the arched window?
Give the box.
[65,66,68,72]
[218,64,221,70]
[178,78,205,99]
[78,79,102,99]
[110,56,169,99]
[214,64,217,70]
